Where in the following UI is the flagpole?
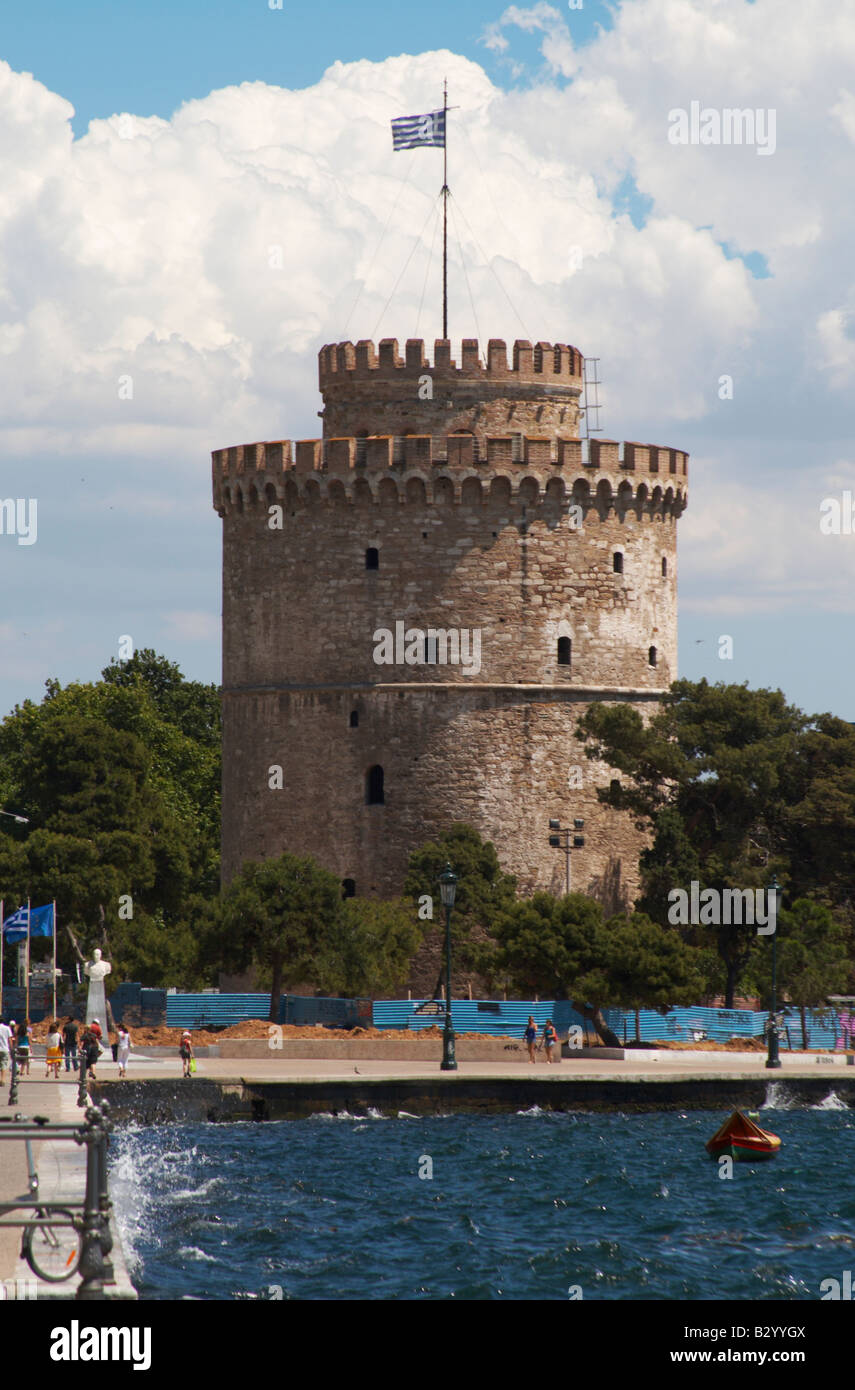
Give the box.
[52,900,57,1020]
[25,898,30,1024]
[442,77,448,340]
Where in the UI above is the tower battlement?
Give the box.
[319,337,584,388]
[212,434,688,514]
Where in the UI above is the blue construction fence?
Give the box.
[110,984,373,1031]
[373,1000,851,1049]
[106,986,852,1049]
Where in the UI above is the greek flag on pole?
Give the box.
[391,110,446,151]
[3,903,54,943]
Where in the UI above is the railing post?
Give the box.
[75,1106,106,1300]
[77,1051,89,1108]
[8,1048,19,1107]
[96,1101,114,1282]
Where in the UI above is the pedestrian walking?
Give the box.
[180,1030,194,1078]
[542,1018,558,1064]
[62,1016,79,1072]
[0,1018,11,1084]
[16,1019,31,1075]
[524,1015,538,1064]
[45,1021,62,1079]
[81,1025,100,1081]
[117,1025,131,1079]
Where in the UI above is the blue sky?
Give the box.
[1,0,853,723]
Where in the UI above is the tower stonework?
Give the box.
[213,336,688,911]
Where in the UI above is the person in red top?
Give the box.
[90,1018,103,1042]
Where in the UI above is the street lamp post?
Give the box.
[548,819,585,895]
[438,863,458,1072]
[766,874,783,1070]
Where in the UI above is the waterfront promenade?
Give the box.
[0,1078,135,1298]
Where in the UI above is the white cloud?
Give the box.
[0,0,854,684]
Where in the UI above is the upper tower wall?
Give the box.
[318,337,585,441]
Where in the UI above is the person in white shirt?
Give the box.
[117,1025,131,1078]
[0,1019,11,1082]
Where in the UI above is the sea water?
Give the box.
[109,1098,855,1300]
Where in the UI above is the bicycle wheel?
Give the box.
[24,1209,82,1282]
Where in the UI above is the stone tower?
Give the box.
[212,336,688,911]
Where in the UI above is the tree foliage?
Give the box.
[576,679,855,1005]
[216,853,346,1019]
[0,653,220,988]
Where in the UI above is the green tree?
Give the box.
[495,893,704,1045]
[0,655,221,988]
[318,898,423,998]
[600,911,705,1041]
[493,892,619,1045]
[775,899,852,1049]
[404,823,517,992]
[217,853,344,1020]
[577,679,807,1005]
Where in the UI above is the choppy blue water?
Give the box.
[109,1089,855,1300]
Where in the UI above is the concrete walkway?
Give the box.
[23,1046,853,1084]
[0,1076,136,1298]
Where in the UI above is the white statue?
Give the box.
[84,948,112,983]
[85,948,112,1026]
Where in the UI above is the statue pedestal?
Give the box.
[86,978,107,1026]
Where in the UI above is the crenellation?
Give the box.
[212,435,689,505]
[317,336,583,386]
[295,439,322,474]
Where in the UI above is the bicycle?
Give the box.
[0,1116,82,1282]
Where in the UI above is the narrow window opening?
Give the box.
[349,710,359,728]
[366,765,385,805]
[661,556,668,577]
[365,547,379,570]
[557,637,571,667]
[613,552,623,574]
[648,646,657,667]
[610,778,621,795]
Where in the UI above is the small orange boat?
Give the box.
[705,1110,781,1162]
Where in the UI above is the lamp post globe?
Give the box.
[765,874,783,1070]
[438,863,458,1072]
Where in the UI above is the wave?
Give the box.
[811,1091,849,1111]
[761,1083,797,1111]
[177,1246,219,1263]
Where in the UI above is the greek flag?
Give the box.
[391,109,446,151]
[3,903,54,943]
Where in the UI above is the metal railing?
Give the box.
[2,1051,115,1299]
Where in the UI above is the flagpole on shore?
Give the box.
[25,898,30,1024]
[442,77,449,340]
[52,899,57,1020]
